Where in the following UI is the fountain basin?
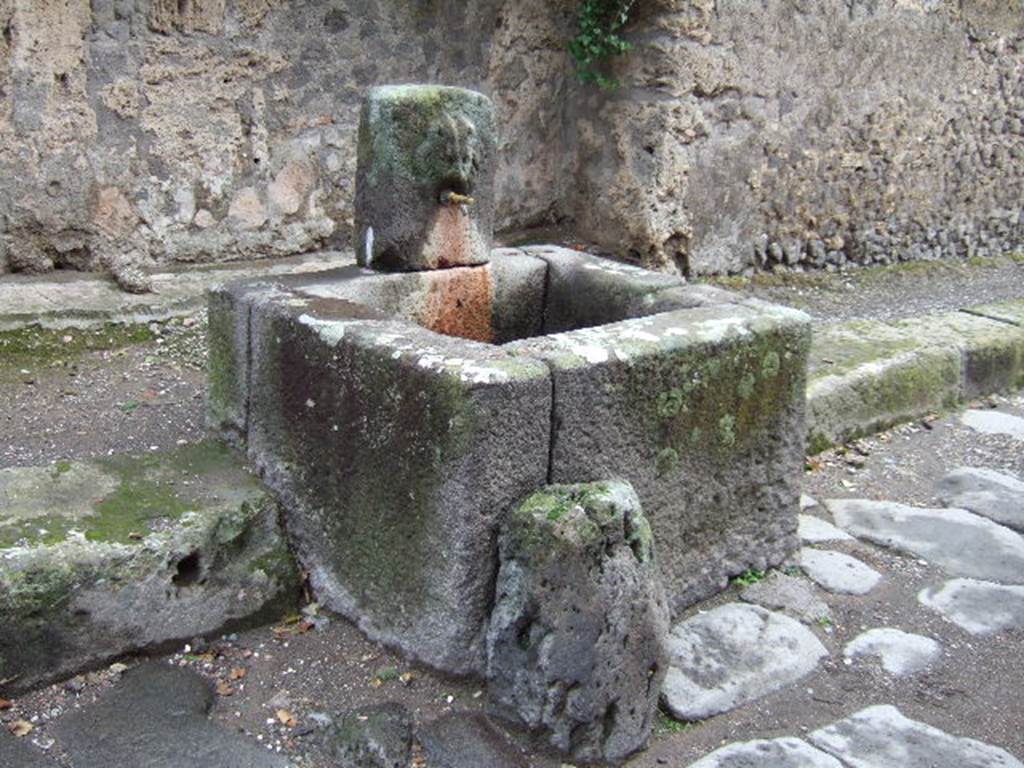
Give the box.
[207,246,811,674]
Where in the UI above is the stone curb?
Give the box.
[0,253,344,332]
[807,302,1024,451]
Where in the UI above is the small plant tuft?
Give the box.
[655,709,695,734]
[731,568,767,587]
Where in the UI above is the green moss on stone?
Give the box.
[0,323,155,370]
[206,292,243,427]
[639,322,809,469]
[507,481,646,564]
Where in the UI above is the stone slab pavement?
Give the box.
[632,393,1024,768]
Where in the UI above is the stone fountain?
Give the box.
[208,85,811,762]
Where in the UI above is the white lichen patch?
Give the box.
[618,328,661,343]
[581,260,649,276]
[571,344,611,364]
[692,317,751,340]
[297,314,353,346]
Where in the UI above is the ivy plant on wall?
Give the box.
[569,0,638,89]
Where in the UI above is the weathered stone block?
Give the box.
[0,443,299,693]
[806,320,962,452]
[486,480,669,764]
[524,245,688,331]
[275,251,546,345]
[355,85,496,272]
[245,292,551,674]
[893,312,1024,400]
[506,302,811,611]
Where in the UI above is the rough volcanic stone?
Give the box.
[843,628,941,677]
[0,443,298,693]
[246,293,551,675]
[523,245,688,331]
[661,603,827,721]
[0,729,53,768]
[355,85,496,272]
[279,251,548,345]
[809,704,1023,768]
[938,467,1024,532]
[918,578,1024,636]
[323,702,411,768]
[687,737,843,768]
[50,663,290,768]
[800,548,881,595]
[486,481,669,764]
[507,300,811,612]
[798,514,853,544]
[960,409,1024,441]
[826,499,1024,584]
[417,713,528,768]
[739,571,831,625]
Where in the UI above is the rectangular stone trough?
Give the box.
[208,246,811,675]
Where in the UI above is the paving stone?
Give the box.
[809,704,1023,767]
[322,702,411,768]
[918,578,1024,635]
[50,663,290,768]
[417,713,528,768]
[661,603,827,721]
[798,514,854,543]
[0,729,54,768]
[739,571,831,625]
[843,628,941,676]
[687,737,844,768]
[800,494,820,510]
[938,466,1024,532]
[961,409,1024,441]
[800,548,881,595]
[826,499,1024,584]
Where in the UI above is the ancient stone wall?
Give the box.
[1,0,1023,283]
[575,0,1024,275]
[0,0,573,284]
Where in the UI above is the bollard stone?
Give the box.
[486,480,669,764]
[355,85,496,272]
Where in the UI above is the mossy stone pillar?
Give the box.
[355,85,496,272]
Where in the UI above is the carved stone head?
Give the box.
[355,85,496,272]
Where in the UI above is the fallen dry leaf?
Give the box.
[229,667,247,681]
[272,620,313,637]
[0,698,11,710]
[216,680,234,697]
[275,709,298,728]
[9,720,33,737]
